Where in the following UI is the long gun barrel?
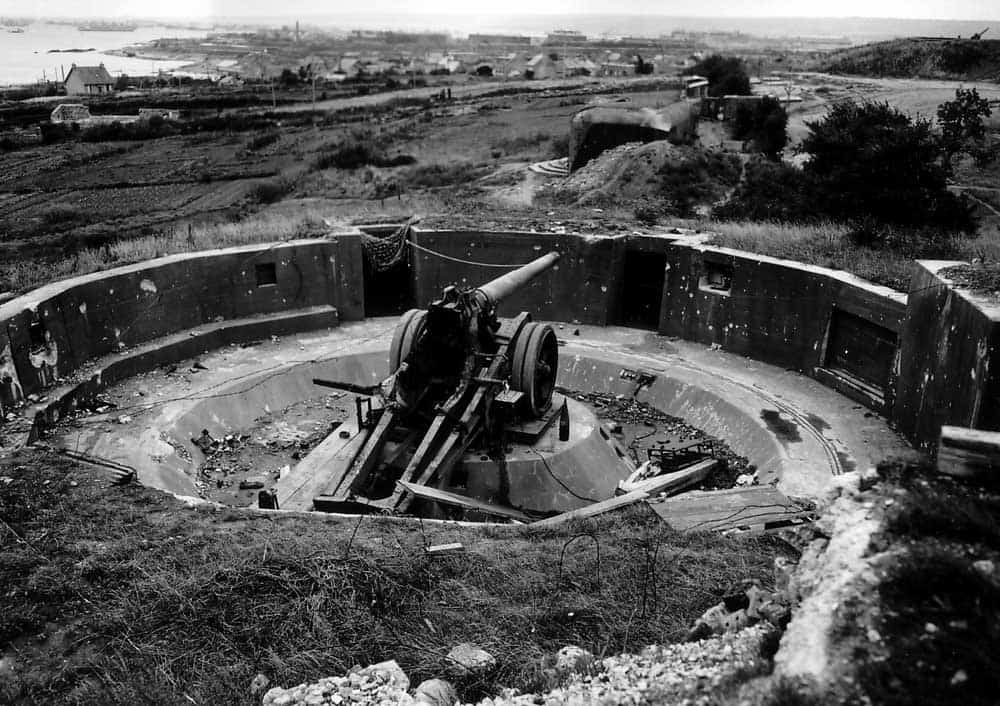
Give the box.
[476,251,560,306]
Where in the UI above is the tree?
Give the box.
[937,87,995,166]
[684,55,751,97]
[732,96,788,159]
[800,100,973,231]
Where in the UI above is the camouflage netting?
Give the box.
[360,223,410,272]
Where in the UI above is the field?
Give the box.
[1,72,999,297]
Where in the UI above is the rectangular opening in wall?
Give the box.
[698,260,733,295]
[362,230,414,317]
[617,249,666,329]
[255,262,277,287]
[28,320,46,352]
[820,308,897,403]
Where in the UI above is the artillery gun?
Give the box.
[274,252,566,518]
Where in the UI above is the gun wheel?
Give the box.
[512,322,558,418]
[389,309,427,373]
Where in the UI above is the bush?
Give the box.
[40,204,81,226]
[732,96,788,159]
[714,159,815,222]
[801,100,975,232]
[404,162,488,189]
[248,178,292,205]
[684,55,751,97]
[659,150,742,217]
[245,131,280,151]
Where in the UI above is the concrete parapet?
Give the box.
[895,261,1000,449]
[3,229,996,452]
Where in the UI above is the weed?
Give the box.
[404,162,489,189]
[248,178,292,205]
[0,451,779,704]
[245,130,281,151]
[38,203,82,226]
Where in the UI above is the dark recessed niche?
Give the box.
[699,260,734,295]
[28,320,46,351]
[255,262,277,287]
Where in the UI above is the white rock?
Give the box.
[360,659,410,690]
[554,645,594,675]
[415,678,458,706]
[447,643,497,674]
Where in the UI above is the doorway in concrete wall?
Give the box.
[618,250,666,329]
[359,226,416,317]
[363,256,414,317]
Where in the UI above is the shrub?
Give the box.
[659,150,742,217]
[245,131,281,151]
[732,96,788,159]
[714,159,815,222]
[404,162,487,189]
[801,100,975,232]
[248,178,292,205]
[40,204,81,226]
[684,55,751,97]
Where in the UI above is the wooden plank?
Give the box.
[939,425,1000,479]
[646,486,807,532]
[329,408,396,500]
[531,489,648,527]
[277,422,367,511]
[397,481,533,522]
[426,543,465,556]
[619,459,715,497]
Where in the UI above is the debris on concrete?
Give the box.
[565,389,752,488]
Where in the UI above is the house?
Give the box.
[64,64,115,95]
[525,54,559,80]
[684,75,710,99]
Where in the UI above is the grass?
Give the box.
[0,210,322,294]
[705,220,1000,292]
[0,449,780,704]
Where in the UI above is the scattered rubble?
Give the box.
[259,628,775,706]
[565,389,753,488]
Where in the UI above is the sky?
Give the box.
[6,0,999,21]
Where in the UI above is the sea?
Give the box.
[0,22,208,87]
[2,14,998,87]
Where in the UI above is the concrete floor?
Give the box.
[59,318,917,505]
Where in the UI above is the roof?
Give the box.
[65,65,114,85]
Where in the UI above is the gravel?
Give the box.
[260,627,774,706]
[471,626,773,706]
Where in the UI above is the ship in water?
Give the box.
[78,22,137,32]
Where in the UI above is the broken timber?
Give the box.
[396,481,533,522]
[532,460,717,527]
[938,425,1000,480]
[620,459,715,496]
[531,489,649,527]
[646,486,812,533]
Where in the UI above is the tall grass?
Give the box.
[706,220,1000,292]
[0,211,320,294]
